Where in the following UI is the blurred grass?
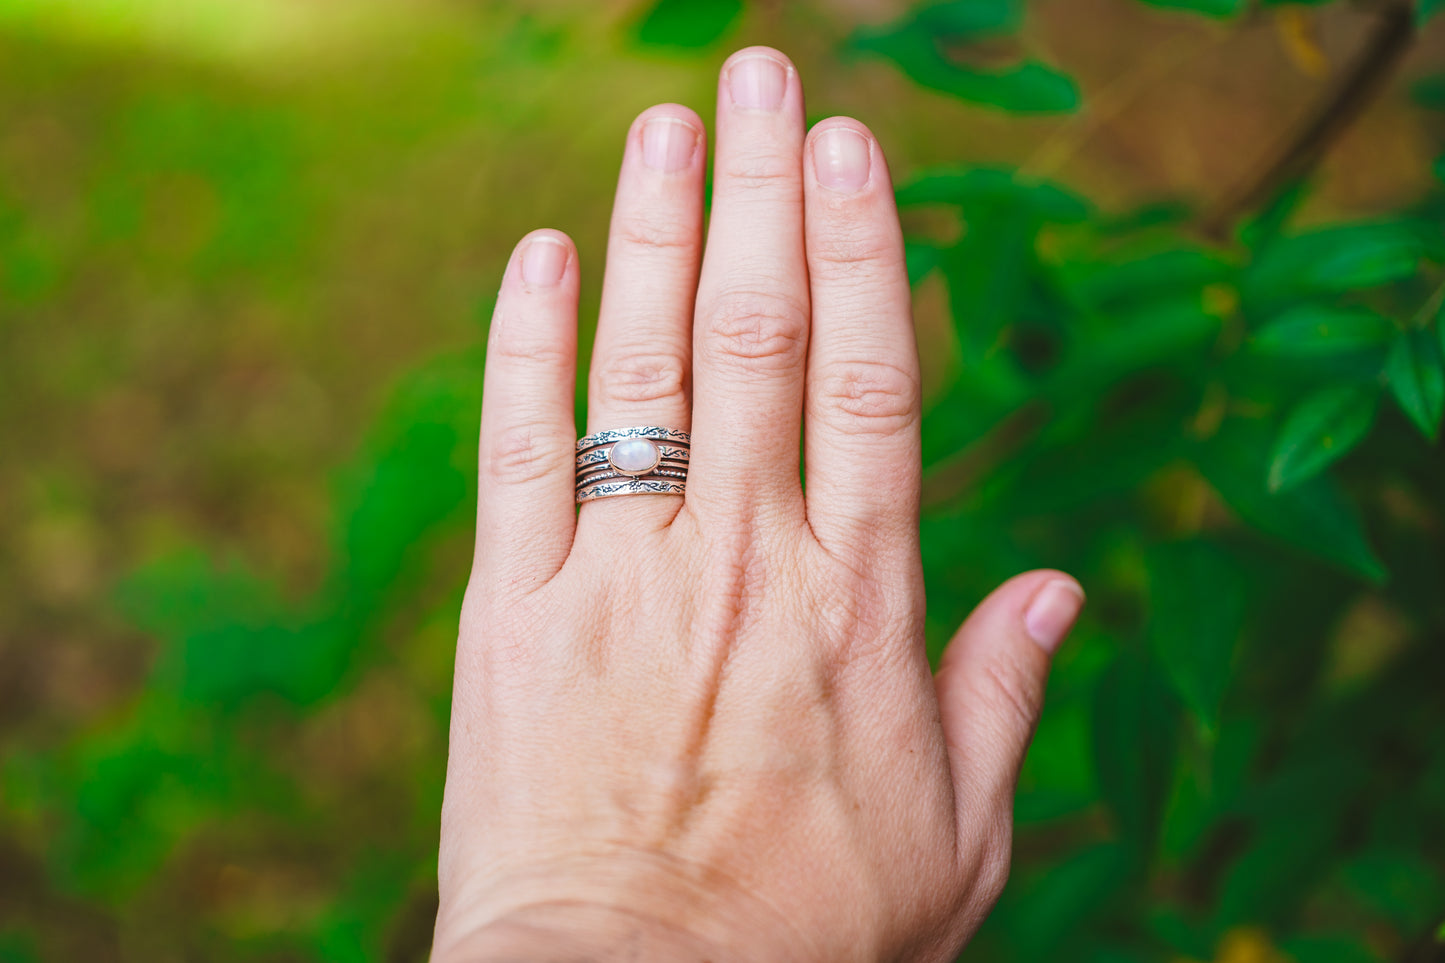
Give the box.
[2,1,1444,961]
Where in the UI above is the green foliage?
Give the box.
[1416,74,1445,111]
[1092,654,1180,861]
[634,0,743,48]
[1386,323,1445,440]
[1134,0,1245,18]
[1250,305,1395,357]
[899,3,1445,959]
[848,0,1079,113]
[1147,541,1246,731]
[1195,421,1387,581]
[1267,386,1380,493]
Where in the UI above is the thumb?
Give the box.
[935,570,1084,821]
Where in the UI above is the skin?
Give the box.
[432,47,1085,963]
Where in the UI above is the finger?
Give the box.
[935,571,1084,833]
[800,119,920,560]
[687,46,809,514]
[474,229,579,591]
[582,104,705,521]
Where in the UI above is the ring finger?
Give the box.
[582,103,706,521]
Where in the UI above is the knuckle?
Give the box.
[812,358,919,433]
[809,228,903,282]
[594,348,688,405]
[614,215,695,256]
[488,321,573,369]
[485,422,565,486]
[719,153,798,193]
[814,569,899,669]
[704,288,808,366]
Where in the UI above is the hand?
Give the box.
[432,46,1084,963]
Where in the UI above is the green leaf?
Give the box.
[1312,238,1422,289]
[1216,810,1338,927]
[1148,541,1247,731]
[895,166,1090,221]
[634,0,743,48]
[1341,848,1445,931]
[1008,843,1133,958]
[1414,74,1445,111]
[858,37,1079,112]
[1196,420,1386,582]
[1135,0,1245,17]
[1386,326,1445,441]
[848,3,1080,113]
[1251,305,1395,357]
[904,239,943,284]
[1092,653,1180,859]
[1245,222,1429,305]
[1268,386,1379,492]
[1064,248,1233,314]
[1418,0,1443,25]
[941,200,1040,365]
[913,0,1020,33]
[1239,178,1310,250]
[1046,294,1223,396]
[1277,936,1381,963]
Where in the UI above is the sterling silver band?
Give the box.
[574,426,690,503]
[576,461,689,483]
[575,425,691,452]
[576,478,687,502]
[575,444,690,468]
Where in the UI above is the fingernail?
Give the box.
[728,55,787,111]
[1024,579,1085,654]
[813,127,871,193]
[520,237,567,287]
[641,117,698,173]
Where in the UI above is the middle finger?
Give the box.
[687,47,810,518]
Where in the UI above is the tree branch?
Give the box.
[1199,0,1418,240]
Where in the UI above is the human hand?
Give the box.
[432,46,1084,963]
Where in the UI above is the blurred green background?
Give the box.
[2,0,1444,960]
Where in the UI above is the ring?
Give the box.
[575,426,690,502]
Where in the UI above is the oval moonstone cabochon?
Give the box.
[608,438,661,475]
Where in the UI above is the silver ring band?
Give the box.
[576,461,689,482]
[574,426,690,502]
[576,443,690,468]
[576,426,691,451]
[576,478,688,502]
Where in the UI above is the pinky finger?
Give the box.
[473,229,580,593]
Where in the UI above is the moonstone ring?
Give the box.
[575,426,690,502]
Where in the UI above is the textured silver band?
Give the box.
[576,425,691,452]
[576,444,690,469]
[576,461,689,484]
[574,426,690,503]
[576,478,687,502]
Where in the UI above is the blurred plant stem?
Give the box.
[1201,0,1419,238]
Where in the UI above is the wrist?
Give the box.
[432,901,735,963]
[432,853,814,963]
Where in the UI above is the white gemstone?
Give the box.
[609,438,660,474]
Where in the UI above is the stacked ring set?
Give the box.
[574,426,690,502]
